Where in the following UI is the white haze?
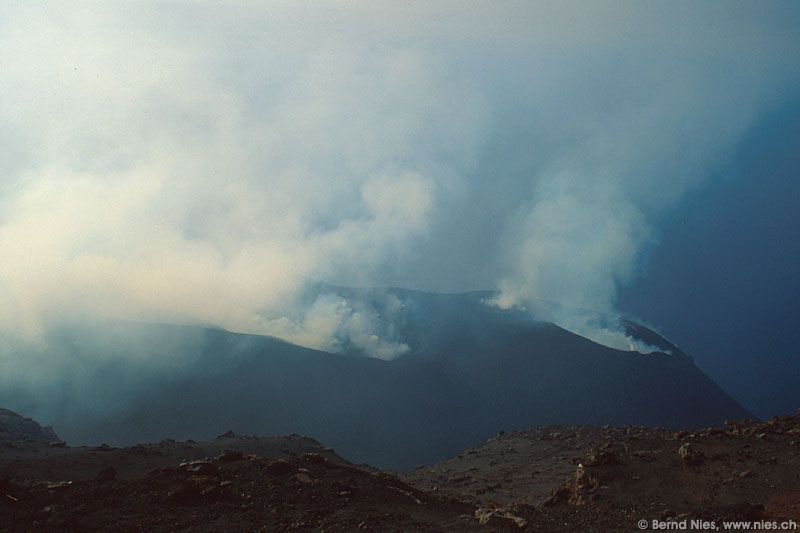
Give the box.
[1,0,799,382]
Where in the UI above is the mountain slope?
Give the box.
[6,288,753,470]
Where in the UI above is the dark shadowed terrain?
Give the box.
[2,407,799,531]
[1,289,776,531]
[5,289,753,471]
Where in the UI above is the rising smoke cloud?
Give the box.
[0,0,798,378]
[0,2,486,358]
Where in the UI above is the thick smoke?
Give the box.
[486,3,800,351]
[0,3,485,357]
[267,291,409,360]
[0,0,798,392]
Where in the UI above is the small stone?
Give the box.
[678,443,704,465]
[293,472,313,484]
[179,460,218,475]
[217,449,244,462]
[265,459,295,476]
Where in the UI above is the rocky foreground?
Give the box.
[2,407,799,531]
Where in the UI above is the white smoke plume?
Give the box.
[0,0,798,377]
[267,292,410,360]
[488,4,800,351]
[0,2,485,358]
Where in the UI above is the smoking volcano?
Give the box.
[6,287,752,470]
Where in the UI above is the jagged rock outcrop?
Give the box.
[0,407,61,446]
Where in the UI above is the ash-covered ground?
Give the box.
[2,407,799,531]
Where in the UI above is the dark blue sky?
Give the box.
[620,103,800,418]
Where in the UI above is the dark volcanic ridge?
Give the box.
[7,288,754,471]
[0,407,60,447]
[2,407,799,532]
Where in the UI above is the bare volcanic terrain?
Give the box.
[404,415,800,530]
[8,288,754,471]
[0,408,481,532]
[2,407,800,532]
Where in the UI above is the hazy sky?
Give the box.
[619,102,800,417]
[1,2,799,415]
